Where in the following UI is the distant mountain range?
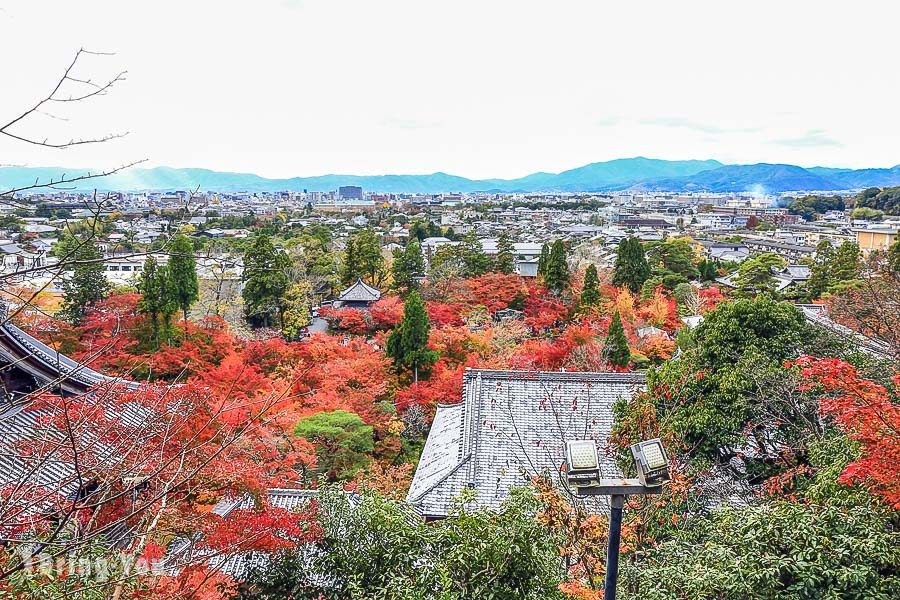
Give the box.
[3,158,900,195]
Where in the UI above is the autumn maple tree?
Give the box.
[791,356,900,508]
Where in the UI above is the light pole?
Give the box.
[564,438,671,600]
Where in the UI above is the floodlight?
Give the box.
[565,440,601,485]
[630,438,670,487]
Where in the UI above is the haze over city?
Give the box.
[2,0,899,180]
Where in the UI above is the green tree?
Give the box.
[238,485,567,600]
[138,256,178,348]
[578,264,601,311]
[409,218,442,241]
[281,281,312,340]
[341,233,359,286]
[697,258,719,282]
[543,240,569,293]
[733,252,786,296]
[391,238,425,295]
[167,233,199,323]
[612,237,651,293]
[356,229,386,286]
[786,194,846,221]
[604,310,630,368]
[830,241,861,283]
[807,240,836,298]
[647,237,698,281]
[386,290,438,382]
[294,410,374,480]
[854,185,900,215]
[620,500,899,600]
[637,297,808,462]
[459,231,492,277]
[850,206,883,220]
[59,237,110,324]
[889,237,900,276]
[537,244,549,277]
[495,232,516,274]
[342,229,384,286]
[242,235,291,328]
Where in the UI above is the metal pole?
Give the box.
[604,494,625,600]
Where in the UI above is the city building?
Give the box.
[338,186,364,201]
[854,225,898,255]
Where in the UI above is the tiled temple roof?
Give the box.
[407,368,646,518]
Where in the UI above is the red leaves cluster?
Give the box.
[790,356,900,508]
[290,333,394,424]
[200,502,320,554]
[444,273,529,314]
[698,286,725,313]
[395,360,466,411]
[369,296,404,329]
[524,294,569,332]
[318,306,370,334]
[427,302,465,327]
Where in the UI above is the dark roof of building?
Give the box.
[742,239,815,253]
[0,310,139,395]
[407,368,646,518]
[337,278,381,303]
[799,305,894,360]
[622,218,673,228]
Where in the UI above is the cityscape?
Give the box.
[0,1,898,599]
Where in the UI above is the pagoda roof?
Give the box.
[337,278,381,303]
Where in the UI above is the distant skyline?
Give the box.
[1,0,898,180]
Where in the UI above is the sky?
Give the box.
[1,0,898,180]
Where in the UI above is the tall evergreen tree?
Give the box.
[460,231,492,277]
[697,258,719,282]
[59,236,110,324]
[386,291,438,382]
[612,237,651,293]
[343,229,384,286]
[243,235,291,328]
[544,240,569,293]
[168,233,199,323]
[578,264,601,311]
[341,235,359,286]
[355,229,385,286]
[604,309,630,368]
[537,244,549,278]
[807,240,835,298]
[495,232,516,275]
[830,241,861,283]
[391,239,425,295]
[138,256,178,348]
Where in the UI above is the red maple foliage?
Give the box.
[369,296,404,329]
[698,286,725,313]
[524,293,570,333]
[790,356,900,509]
[426,301,465,327]
[318,306,371,335]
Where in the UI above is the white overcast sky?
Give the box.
[1,0,897,179]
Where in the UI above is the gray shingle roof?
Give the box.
[0,303,140,394]
[407,368,646,518]
[337,278,381,303]
[801,306,894,360]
